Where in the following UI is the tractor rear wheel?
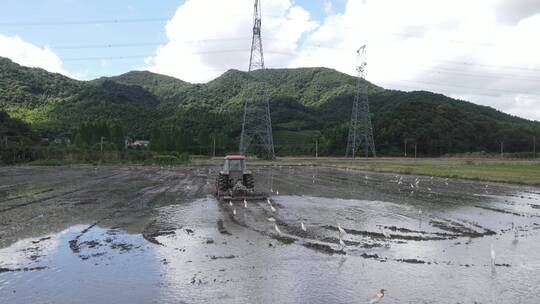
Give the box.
[218,173,229,191]
[243,174,254,189]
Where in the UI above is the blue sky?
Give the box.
[0,0,343,79]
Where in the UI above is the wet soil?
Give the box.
[1,165,540,303]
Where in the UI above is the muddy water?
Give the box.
[1,165,540,303]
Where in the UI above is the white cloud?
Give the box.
[145,0,318,83]
[0,33,73,78]
[324,1,334,15]
[289,0,540,121]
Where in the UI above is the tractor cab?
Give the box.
[222,155,246,173]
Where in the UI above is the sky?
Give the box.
[0,0,539,121]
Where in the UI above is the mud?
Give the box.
[1,165,540,303]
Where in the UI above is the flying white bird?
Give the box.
[370,289,385,304]
[274,223,281,235]
[301,221,307,232]
[244,199,248,209]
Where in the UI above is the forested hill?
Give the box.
[1,56,538,156]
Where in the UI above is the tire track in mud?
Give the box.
[215,171,506,268]
[217,201,502,267]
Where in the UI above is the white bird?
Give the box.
[276,190,279,195]
[339,237,346,250]
[381,228,391,239]
[274,223,281,235]
[301,221,307,232]
[410,183,415,189]
[266,198,272,206]
[370,289,385,304]
[270,204,276,213]
[233,208,237,216]
[268,217,276,222]
[337,224,346,235]
[244,199,248,209]
[270,188,274,193]
[490,244,496,266]
[512,222,519,239]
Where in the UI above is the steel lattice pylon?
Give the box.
[346,45,376,158]
[239,0,275,159]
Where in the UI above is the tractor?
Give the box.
[215,155,267,201]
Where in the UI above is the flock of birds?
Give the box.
[222,171,528,303]
[226,191,387,302]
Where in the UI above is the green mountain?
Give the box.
[1,56,538,156]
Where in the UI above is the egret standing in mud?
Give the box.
[268,217,276,222]
[301,221,307,232]
[244,199,248,209]
[276,190,279,195]
[490,244,496,268]
[229,201,233,207]
[233,208,237,216]
[274,223,281,235]
[339,236,346,250]
[380,228,391,239]
[370,289,385,303]
[512,222,519,239]
[338,224,346,236]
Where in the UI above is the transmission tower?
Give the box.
[346,45,376,158]
[239,0,275,158]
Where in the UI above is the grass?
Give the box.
[263,157,540,186]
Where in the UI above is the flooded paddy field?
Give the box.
[1,165,540,303]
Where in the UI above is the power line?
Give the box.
[50,37,251,50]
[0,17,168,27]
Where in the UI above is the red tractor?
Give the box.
[215,155,267,201]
